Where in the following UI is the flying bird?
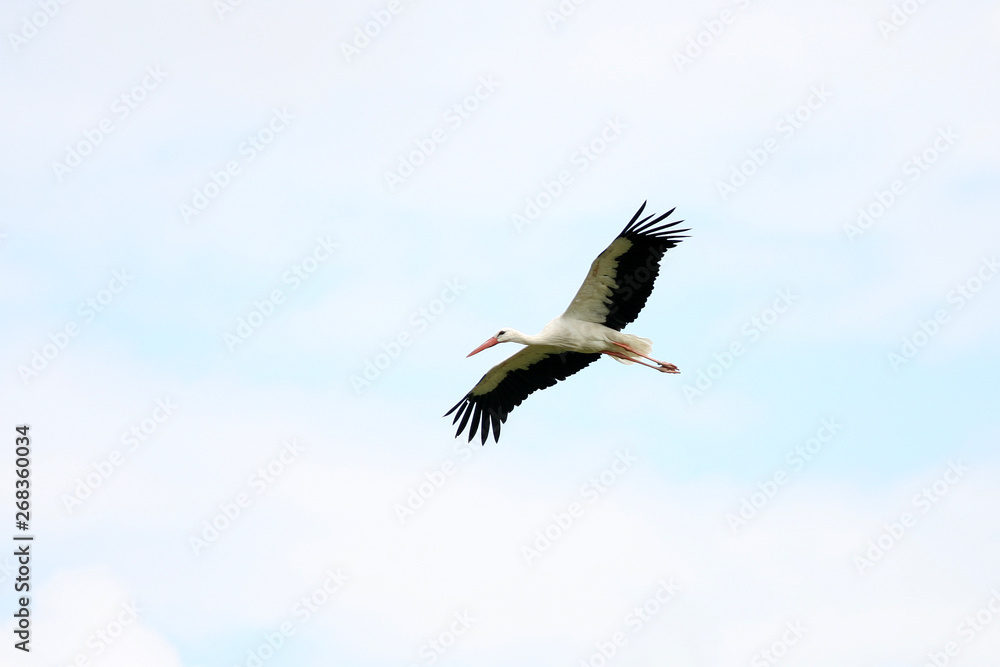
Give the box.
[445,201,689,444]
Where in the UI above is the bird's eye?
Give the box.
[497,330,506,336]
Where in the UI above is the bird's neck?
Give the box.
[506,329,538,346]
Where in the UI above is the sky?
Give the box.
[2,0,999,665]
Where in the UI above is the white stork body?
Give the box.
[446,202,689,444]
[496,319,653,360]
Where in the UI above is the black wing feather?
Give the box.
[603,201,688,330]
[445,347,600,445]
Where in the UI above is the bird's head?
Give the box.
[467,329,516,357]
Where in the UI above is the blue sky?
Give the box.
[3,1,1000,665]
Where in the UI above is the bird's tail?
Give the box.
[609,335,653,364]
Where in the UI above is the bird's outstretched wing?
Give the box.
[445,345,601,444]
[563,202,688,331]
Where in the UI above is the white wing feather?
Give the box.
[562,237,633,323]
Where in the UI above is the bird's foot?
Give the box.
[657,362,680,374]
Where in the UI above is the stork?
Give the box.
[445,202,689,444]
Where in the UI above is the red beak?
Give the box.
[467,336,499,357]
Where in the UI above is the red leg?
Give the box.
[610,342,679,373]
[602,350,679,374]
